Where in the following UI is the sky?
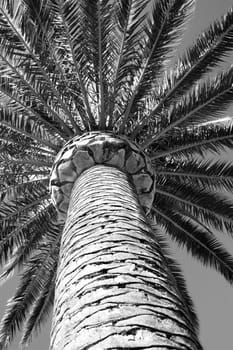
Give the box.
[1,0,233,349]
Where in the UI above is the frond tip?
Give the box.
[0,221,61,350]
[152,205,233,285]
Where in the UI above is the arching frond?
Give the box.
[152,205,233,284]
[0,203,56,267]
[0,0,78,137]
[108,0,151,126]
[0,106,61,152]
[156,158,233,191]
[132,7,233,136]
[150,123,233,161]
[20,272,55,347]
[155,182,233,234]
[120,0,195,132]
[143,66,233,147]
[0,224,61,349]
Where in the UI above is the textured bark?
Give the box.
[50,165,202,350]
[50,132,156,221]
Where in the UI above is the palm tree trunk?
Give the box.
[50,165,202,350]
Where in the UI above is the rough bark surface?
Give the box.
[50,165,202,350]
[50,132,155,221]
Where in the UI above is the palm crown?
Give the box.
[1,0,233,348]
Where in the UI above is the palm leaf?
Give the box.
[156,158,233,191]
[152,205,233,284]
[155,180,233,233]
[0,203,55,266]
[143,66,233,148]
[0,0,78,137]
[20,272,55,347]
[120,0,195,133]
[150,121,233,158]
[0,224,61,349]
[108,0,149,125]
[132,7,233,135]
[0,106,62,152]
[108,0,152,125]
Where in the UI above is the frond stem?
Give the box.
[0,53,69,139]
[58,0,96,130]
[108,0,133,128]
[0,8,73,137]
[0,194,50,225]
[132,18,233,138]
[151,132,233,159]
[0,120,57,151]
[142,81,233,149]
[157,169,233,180]
[98,0,106,128]
[119,1,170,133]
[0,203,53,251]
[155,188,233,225]
[151,205,233,273]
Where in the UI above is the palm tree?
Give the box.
[1,0,233,348]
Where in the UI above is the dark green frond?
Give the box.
[170,6,233,94]
[20,272,55,347]
[132,6,233,135]
[0,222,61,349]
[156,158,233,191]
[120,0,195,133]
[21,0,85,135]
[155,181,233,234]
[143,67,233,147]
[0,168,50,190]
[0,203,56,268]
[108,0,151,127]
[152,205,233,285]
[54,0,97,128]
[0,0,78,137]
[0,181,50,261]
[150,122,233,158]
[73,0,118,127]
[0,106,61,152]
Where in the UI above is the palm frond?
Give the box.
[119,0,195,133]
[132,6,233,135]
[0,203,56,267]
[0,229,60,349]
[150,122,233,159]
[155,181,233,234]
[55,0,99,129]
[22,1,84,134]
[108,0,149,126]
[0,106,59,152]
[0,180,50,238]
[152,205,233,284]
[0,75,68,139]
[0,179,49,207]
[0,0,78,137]
[20,272,55,347]
[156,158,233,191]
[0,169,50,190]
[143,66,233,148]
